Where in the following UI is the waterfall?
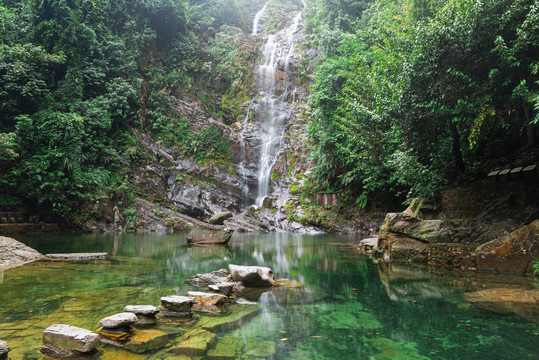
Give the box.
[252,2,268,35]
[250,4,305,207]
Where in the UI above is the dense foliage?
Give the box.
[0,0,263,220]
[305,0,538,208]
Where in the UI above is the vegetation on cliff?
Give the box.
[0,0,264,220]
[305,0,538,209]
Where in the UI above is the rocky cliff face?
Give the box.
[101,2,321,234]
[374,179,539,274]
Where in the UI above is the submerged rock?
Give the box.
[244,338,276,358]
[124,329,170,354]
[365,337,429,360]
[207,336,244,359]
[169,328,217,356]
[196,303,262,332]
[465,288,539,323]
[228,264,275,287]
[41,324,99,358]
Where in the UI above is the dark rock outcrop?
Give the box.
[476,220,538,274]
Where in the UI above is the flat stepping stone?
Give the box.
[124,305,159,316]
[161,296,195,312]
[41,324,99,357]
[99,312,138,329]
[45,252,108,261]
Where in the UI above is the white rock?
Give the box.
[228,264,275,287]
[98,312,138,328]
[41,324,98,354]
[123,305,159,316]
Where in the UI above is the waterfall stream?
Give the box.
[244,1,305,207]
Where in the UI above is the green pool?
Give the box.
[0,232,537,359]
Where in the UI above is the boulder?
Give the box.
[185,269,232,288]
[186,227,233,245]
[0,236,43,268]
[41,324,99,357]
[385,234,429,263]
[209,211,233,225]
[476,220,539,274]
[160,296,195,316]
[187,291,228,312]
[358,237,377,253]
[465,288,539,323]
[228,264,275,287]
[98,312,138,329]
[208,281,236,296]
[384,212,454,243]
[0,340,10,360]
[124,329,170,354]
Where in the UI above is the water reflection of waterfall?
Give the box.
[245,1,305,207]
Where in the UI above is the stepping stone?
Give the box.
[99,312,138,329]
[160,296,195,316]
[123,305,159,317]
[40,324,99,357]
[124,305,160,325]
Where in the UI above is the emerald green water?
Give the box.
[1,233,537,359]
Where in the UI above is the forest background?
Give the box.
[0,0,537,224]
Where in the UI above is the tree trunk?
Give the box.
[449,120,465,174]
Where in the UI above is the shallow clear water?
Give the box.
[1,233,537,359]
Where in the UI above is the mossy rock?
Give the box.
[365,337,429,360]
[196,304,262,332]
[207,336,244,359]
[169,329,217,356]
[244,338,276,358]
[322,311,382,330]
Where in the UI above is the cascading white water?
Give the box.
[252,2,268,35]
[250,4,305,207]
